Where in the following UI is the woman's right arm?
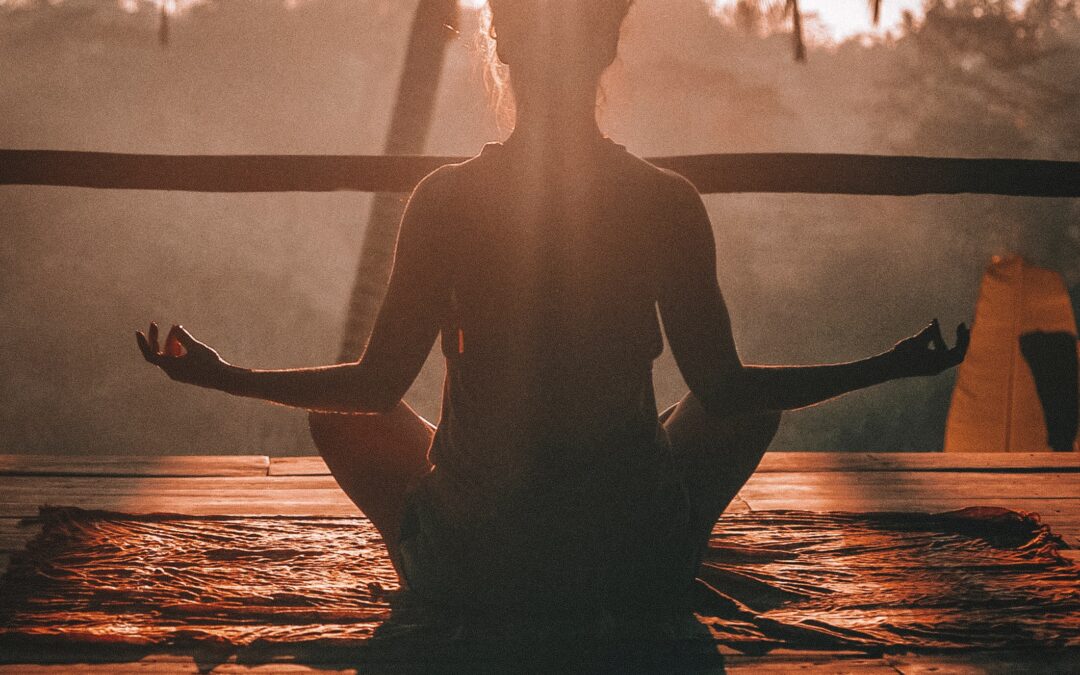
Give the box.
[136,169,451,414]
[655,175,968,418]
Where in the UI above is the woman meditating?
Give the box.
[137,0,968,616]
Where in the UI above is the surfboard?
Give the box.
[945,256,1079,452]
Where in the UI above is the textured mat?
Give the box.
[0,506,1077,663]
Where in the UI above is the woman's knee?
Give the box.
[666,392,781,441]
[308,411,379,462]
[308,405,434,476]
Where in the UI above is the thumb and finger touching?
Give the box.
[136,323,204,367]
[165,325,191,358]
[897,319,971,374]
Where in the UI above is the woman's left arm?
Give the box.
[741,319,970,412]
[136,169,450,414]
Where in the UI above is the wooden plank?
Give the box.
[3,478,1072,509]
[887,651,1080,674]
[0,475,360,518]
[0,494,759,521]
[270,457,329,476]
[3,149,1077,196]
[0,652,936,675]
[725,656,898,673]
[0,476,341,492]
[0,455,270,478]
[0,472,1075,518]
[740,472,1080,498]
[0,654,899,674]
[0,494,363,518]
[757,452,1080,473]
[739,495,1080,517]
[0,659,358,673]
[0,498,1073,539]
[1,473,1074,504]
[2,653,1076,675]
[270,453,1080,477]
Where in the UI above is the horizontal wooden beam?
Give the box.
[2,149,1077,196]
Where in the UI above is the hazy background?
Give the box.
[2,0,1077,456]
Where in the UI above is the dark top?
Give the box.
[372,138,723,610]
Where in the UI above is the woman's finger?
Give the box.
[165,325,187,358]
[136,331,158,363]
[912,322,936,349]
[149,322,160,354]
[929,319,948,352]
[173,325,197,350]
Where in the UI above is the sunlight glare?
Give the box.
[714,0,926,41]
[455,0,923,42]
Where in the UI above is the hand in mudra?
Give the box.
[136,322,227,389]
[890,319,970,377]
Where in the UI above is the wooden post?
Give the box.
[337,0,459,361]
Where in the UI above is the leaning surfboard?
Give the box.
[945,256,1079,452]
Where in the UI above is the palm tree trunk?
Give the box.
[337,0,458,361]
[787,0,806,62]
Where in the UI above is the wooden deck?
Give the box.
[1,451,1077,673]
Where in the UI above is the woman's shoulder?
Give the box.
[599,143,702,202]
[409,145,498,200]
[414,140,700,207]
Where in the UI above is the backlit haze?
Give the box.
[460,0,928,42]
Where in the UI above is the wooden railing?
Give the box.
[2,149,1077,196]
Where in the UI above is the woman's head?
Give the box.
[487,0,632,75]
[482,0,633,127]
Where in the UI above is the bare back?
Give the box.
[390,139,702,608]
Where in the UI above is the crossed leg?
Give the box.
[307,402,434,577]
[309,393,779,587]
[661,393,782,563]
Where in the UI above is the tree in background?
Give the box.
[882,0,1080,290]
[337,0,458,361]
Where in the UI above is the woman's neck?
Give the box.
[507,82,604,154]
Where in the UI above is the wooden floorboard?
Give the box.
[0,660,358,674]
[885,651,1080,674]
[1,652,1076,674]
[757,452,1080,473]
[1,452,1063,479]
[0,471,1076,539]
[268,456,330,476]
[270,452,1080,477]
[2,471,1073,496]
[0,455,269,478]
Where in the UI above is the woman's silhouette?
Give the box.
[138,0,968,614]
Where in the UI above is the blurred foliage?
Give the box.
[881,0,1080,285]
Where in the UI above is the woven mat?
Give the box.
[1,506,1077,664]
